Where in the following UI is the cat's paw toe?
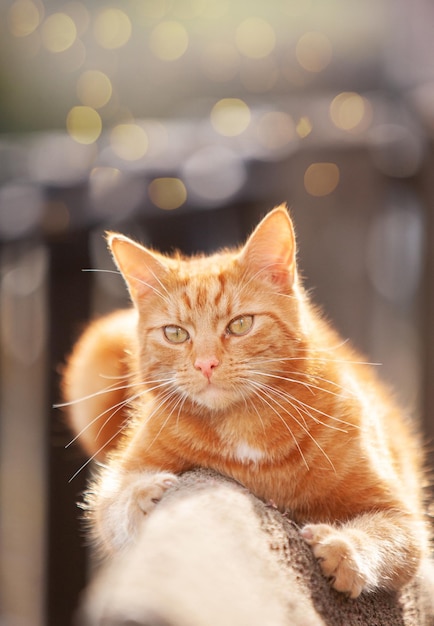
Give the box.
[93,470,179,555]
[133,471,179,514]
[301,524,367,598]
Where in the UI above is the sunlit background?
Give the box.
[1,0,433,215]
[1,1,434,625]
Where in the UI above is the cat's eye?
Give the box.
[227,315,254,336]
[163,325,190,344]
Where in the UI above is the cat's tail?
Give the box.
[61,308,137,460]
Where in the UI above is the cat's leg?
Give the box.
[86,466,179,557]
[301,510,424,597]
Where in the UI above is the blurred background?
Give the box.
[1,0,434,624]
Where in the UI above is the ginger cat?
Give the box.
[63,206,430,598]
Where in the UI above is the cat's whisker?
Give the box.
[250,369,349,400]
[98,372,135,380]
[246,382,310,470]
[253,369,318,396]
[250,401,267,435]
[293,347,382,367]
[263,383,311,429]
[54,381,133,409]
[65,393,135,449]
[243,373,309,428]
[260,365,356,400]
[144,390,185,452]
[79,386,178,469]
[249,380,336,472]
[237,383,267,435]
[288,392,355,431]
[262,380,356,432]
[55,376,174,409]
[256,381,350,435]
[312,338,351,352]
[145,383,179,418]
[65,379,175,448]
[65,400,128,449]
[68,418,130,482]
[127,272,170,303]
[175,392,189,431]
[142,262,171,300]
[250,353,381,368]
[82,268,122,278]
[292,371,354,395]
[93,388,150,442]
[83,267,170,304]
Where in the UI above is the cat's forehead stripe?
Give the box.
[172,270,233,321]
[213,272,226,307]
[190,274,228,308]
[181,290,192,310]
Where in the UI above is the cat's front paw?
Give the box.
[91,469,179,556]
[301,523,369,598]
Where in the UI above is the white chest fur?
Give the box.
[233,441,265,464]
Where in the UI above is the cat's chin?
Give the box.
[191,384,237,412]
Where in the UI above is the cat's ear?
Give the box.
[239,205,296,289]
[106,233,169,304]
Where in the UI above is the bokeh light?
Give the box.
[329,92,373,133]
[136,0,169,20]
[235,17,276,59]
[77,70,112,109]
[304,162,340,196]
[210,98,251,137]
[172,0,207,19]
[148,177,187,210]
[149,21,189,61]
[7,0,42,37]
[255,111,296,153]
[55,38,86,72]
[28,134,97,184]
[89,166,121,201]
[296,116,313,138]
[93,8,132,50]
[66,106,102,144]
[88,166,145,217]
[295,31,332,73]
[110,123,149,161]
[63,2,90,37]
[183,145,246,202]
[40,13,77,53]
[201,0,229,19]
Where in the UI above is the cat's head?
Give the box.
[107,206,308,412]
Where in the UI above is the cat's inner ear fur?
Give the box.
[107,233,169,304]
[239,205,296,290]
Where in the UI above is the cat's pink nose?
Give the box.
[194,357,219,381]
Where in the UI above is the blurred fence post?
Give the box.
[46,231,93,626]
[418,144,434,475]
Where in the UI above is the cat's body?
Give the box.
[63,206,430,598]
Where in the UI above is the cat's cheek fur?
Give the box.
[88,468,179,557]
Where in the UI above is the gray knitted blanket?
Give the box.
[79,469,434,626]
